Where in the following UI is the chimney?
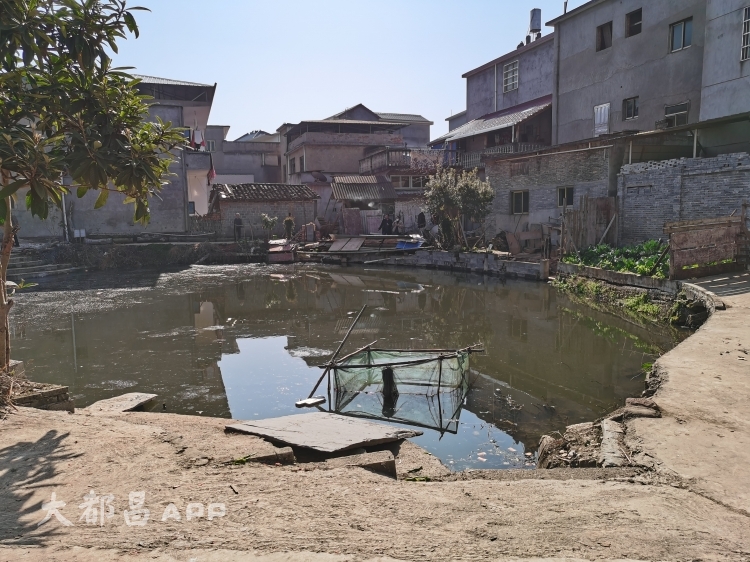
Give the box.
[526,35,531,45]
[530,8,542,34]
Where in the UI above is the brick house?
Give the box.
[208,183,319,239]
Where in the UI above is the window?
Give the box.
[511,190,529,215]
[742,7,750,61]
[391,176,410,188]
[594,103,610,136]
[670,18,693,52]
[665,102,689,127]
[626,9,642,37]
[289,157,296,175]
[188,201,196,215]
[503,61,519,93]
[299,155,305,172]
[205,140,216,152]
[558,187,574,207]
[623,97,639,120]
[597,21,613,51]
[412,176,428,188]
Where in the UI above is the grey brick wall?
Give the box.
[218,200,317,239]
[485,148,610,237]
[618,153,750,244]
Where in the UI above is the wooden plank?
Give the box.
[517,230,543,241]
[664,216,742,234]
[328,238,351,252]
[671,226,740,251]
[673,243,737,268]
[506,233,521,254]
[82,393,157,414]
[340,238,365,251]
[226,412,422,453]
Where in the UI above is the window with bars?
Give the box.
[503,61,519,93]
[742,7,750,61]
[670,18,693,52]
[299,155,305,172]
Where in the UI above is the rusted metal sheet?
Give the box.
[670,226,740,250]
[673,243,737,269]
[342,208,361,235]
[667,214,745,280]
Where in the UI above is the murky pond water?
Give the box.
[10,264,682,470]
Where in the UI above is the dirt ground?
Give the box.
[1,274,750,561]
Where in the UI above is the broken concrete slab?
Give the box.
[625,397,661,411]
[81,393,157,415]
[599,419,627,468]
[324,451,397,478]
[606,405,661,422]
[226,412,421,453]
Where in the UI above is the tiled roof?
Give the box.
[431,97,552,144]
[132,74,213,87]
[298,119,409,126]
[376,112,433,124]
[212,183,319,202]
[331,175,397,202]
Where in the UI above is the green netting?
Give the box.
[329,349,471,434]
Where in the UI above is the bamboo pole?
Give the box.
[306,305,367,399]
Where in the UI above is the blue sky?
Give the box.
[114,0,588,141]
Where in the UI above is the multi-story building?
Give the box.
[429,9,555,172]
[547,0,707,144]
[281,103,432,185]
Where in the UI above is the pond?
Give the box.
[10,264,682,471]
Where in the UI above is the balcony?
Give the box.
[359,143,547,174]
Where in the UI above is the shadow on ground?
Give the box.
[0,429,81,544]
[693,271,750,297]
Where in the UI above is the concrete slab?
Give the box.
[226,412,421,453]
[81,392,157,414]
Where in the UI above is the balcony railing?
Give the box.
[359,148,458,174]
[359,143,547,174]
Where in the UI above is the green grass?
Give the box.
[623,293,661,318]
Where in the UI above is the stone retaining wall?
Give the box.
[14,384,74,412]
[382,250,550,280]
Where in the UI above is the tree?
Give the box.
[0,0,185,373]
[260,213,277,240]
[424,166,494,249]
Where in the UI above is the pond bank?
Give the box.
[2,266,749,559]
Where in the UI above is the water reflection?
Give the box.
[10,265,682,470]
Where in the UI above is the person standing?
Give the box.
[283,213,295,240]
[378,214,393,236]
[233,213,243,242]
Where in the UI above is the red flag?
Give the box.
[207,152,216,183]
